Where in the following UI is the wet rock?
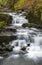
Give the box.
[4,26,17,32]
[5,45,13,51]
[0,44,13,51]
[27,44,30,46]
[21,47,26,51]
[1,43,6,47]
[9,28,17,32]
[0,44,13,55]
[22,23,33,28]
[0,36,17,43]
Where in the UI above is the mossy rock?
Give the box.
[0,21,6,29]
[22,23,33,28]
[0,14,12,23]
[0,14,12,30]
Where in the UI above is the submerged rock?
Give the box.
[27,44,30,46]
[21,47,26,51]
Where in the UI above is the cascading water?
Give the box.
[5,12,42,58]
[6,12,28,26]
[0,12,42,65]
[7,12,42,61]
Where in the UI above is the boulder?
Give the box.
[0,14,12,30]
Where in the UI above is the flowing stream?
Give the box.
[0,12,42,65]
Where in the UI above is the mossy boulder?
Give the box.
[0,14,12,24]
[22,23,33,28]
[0,14,12,30]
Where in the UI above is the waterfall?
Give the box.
[2,12,42,61]
[12,13,28,26]
[34,36,42,46]
[4,12,28,27]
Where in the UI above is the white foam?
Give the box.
[25,44,42,60]
[0,56,3,59]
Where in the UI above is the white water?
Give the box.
[2,12,42,62]
[4,12,28,26]
[8,12,42,61]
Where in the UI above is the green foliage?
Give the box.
[26,6,42,28]
[14,0,27,10]
[0,0,8,6]
[6,0,15,9]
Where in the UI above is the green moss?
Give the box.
[22,23,33,28]
[0,14,12,30]
[14,0,27,10]
[0,14,10,22]
[0,0,8,6]
[0,21,6,29]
